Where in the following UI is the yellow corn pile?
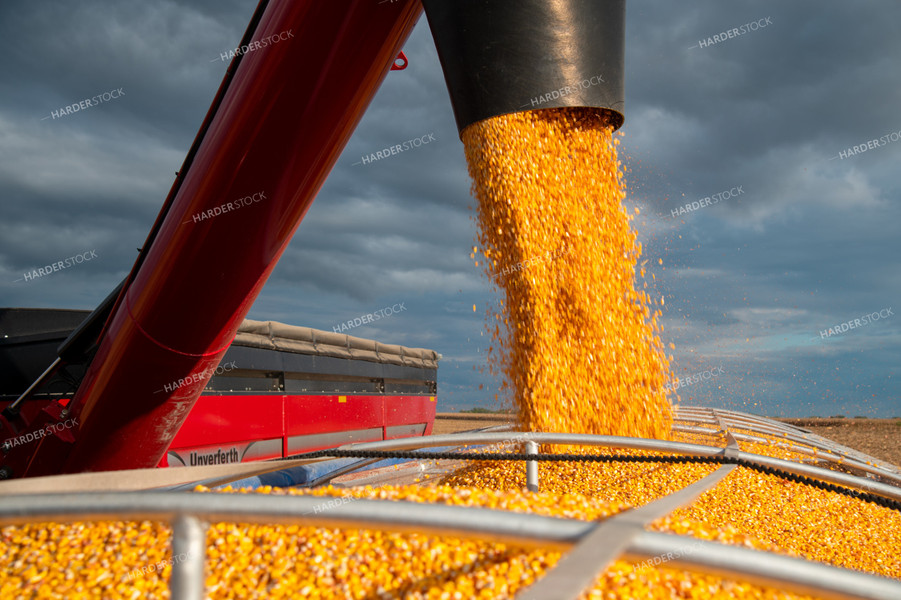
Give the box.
[3,455,897,599]
[462,108,672,439]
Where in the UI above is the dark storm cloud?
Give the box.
[0,1,898,415]
[617,1,901,417]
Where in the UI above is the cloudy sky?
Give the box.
[1,1,898,417]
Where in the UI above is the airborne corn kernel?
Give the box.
[461,108,672,439]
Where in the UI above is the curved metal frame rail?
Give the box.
[674,407,901,478]
[328,432,901,503]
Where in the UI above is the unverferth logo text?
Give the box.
[189,447,240,466]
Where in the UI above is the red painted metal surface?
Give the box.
[24,0,424,476]
[160,393,436,467]
[167,394,285,451]
[391,51,409,70]
[285,395,385,440]
[386,395,436,437]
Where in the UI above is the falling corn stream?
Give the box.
[462,107,672,440]
[2,109,899,599]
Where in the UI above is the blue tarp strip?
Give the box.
[219,445,465,490]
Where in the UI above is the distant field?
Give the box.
[432,413,511,435]
[433,413,901,468]
[777,417,901,467]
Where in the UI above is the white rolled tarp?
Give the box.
[233,319,440,369]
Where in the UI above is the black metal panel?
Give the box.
[0,308,90,395]
[0,308,90,340]
[203,374,282,393]
[385,381,436,395]
[421,0,626,134]
[57,279,125,362]
[219,345,437,383]
[283,377,383,394]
